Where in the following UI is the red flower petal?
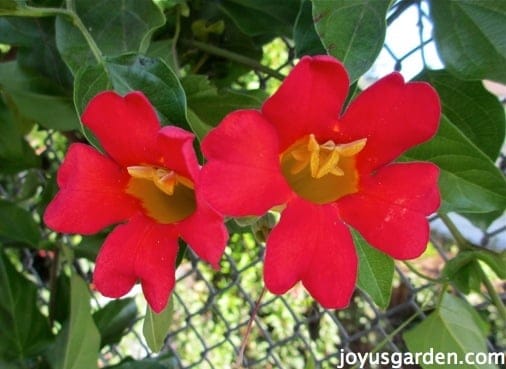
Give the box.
[81,91,161,166]
[264,198,357,309]
[178,193,228,268]
[93,215,179,313]
[157,126,200,181]
[262,55,349,151]
[201,110,292,216]
[44,143,139,234]
[338,73,440,173]
[338,163,440,259]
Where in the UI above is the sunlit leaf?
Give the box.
[354,230,394,309]
[430,0,506,83]
[403,116,506,214]
[418,70,505,160]
[404,294,497,369]
[143,300,173,352]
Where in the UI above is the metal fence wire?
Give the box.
[2,1,505,369]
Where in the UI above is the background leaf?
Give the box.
[353,230,394,309]
[0,199,40,246]
[418,69,505,160]
[312,0,390,81]
[143,300,173,352]
[293,0,325,57]
[0,99,40,173]
[0,61,79,130]
[404,294,498,369]
[0,250,53,362]
[93,298,138,348]
[430,0,506,83]
[48,274,100,369]
[403,116,506,214]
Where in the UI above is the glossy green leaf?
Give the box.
[403,116,506,214]
[93,298,138,348]
[218,0,298,37]
[430,0,506,83]
[0,250,53,362]
[74,55,187,129]
[313,0,390,81]
[182,74,265,139]
[294,0,325,57]
[418,70,505,160]
[353,230,394,309]
[0,62,79,131]
[55,0,165,75]
[404,294,497,369]
[0,100,40,173]
[143,300,173,352]
[0,199,40,246]
[48,274,100,369]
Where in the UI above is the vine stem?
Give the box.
[439,212,506,323]
[438,212,472,250]
[402,261,445,283]
[475,262,506,324]
[7,5,104,66]
[235,287,266,368]
[182,39,285,81]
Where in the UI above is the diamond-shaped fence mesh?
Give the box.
[1,1,505,368]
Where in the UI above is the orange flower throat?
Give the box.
[280,134,366,204]
[126,165,196,223]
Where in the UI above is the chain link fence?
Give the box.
[1,1,505,368]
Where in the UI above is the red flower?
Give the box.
[200,56,440,308]
[44,91,227,312]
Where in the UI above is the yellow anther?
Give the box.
[127,165,194,196]
[287,135,367,179]
[335,138,367,157]
[316,149,341,178]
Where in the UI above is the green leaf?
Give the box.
[354,230,394,309]
[0,199,40,246]
[74,55,187,129]
[312,0,390,81]
[0,100,40,173]
[429,0,506,83]
[93,298,138,348]
[0,62,79,131]
[418,70,505,160]
[293,0,325,57]
[55,0,165,75]
[403,116,506,214]
[404,294,497,369]
[142,300,173,352]
[0,0,19,11]
[0,17,73,88]
[217,0,298,37]
[0,250,53,362]
[48,274,100,369]
[187,109,213,141]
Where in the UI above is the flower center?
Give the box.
[280,134,366,204]
[126,165,196,224]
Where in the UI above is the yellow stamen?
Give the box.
[290,134,367,179]
[127,165,193,196]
